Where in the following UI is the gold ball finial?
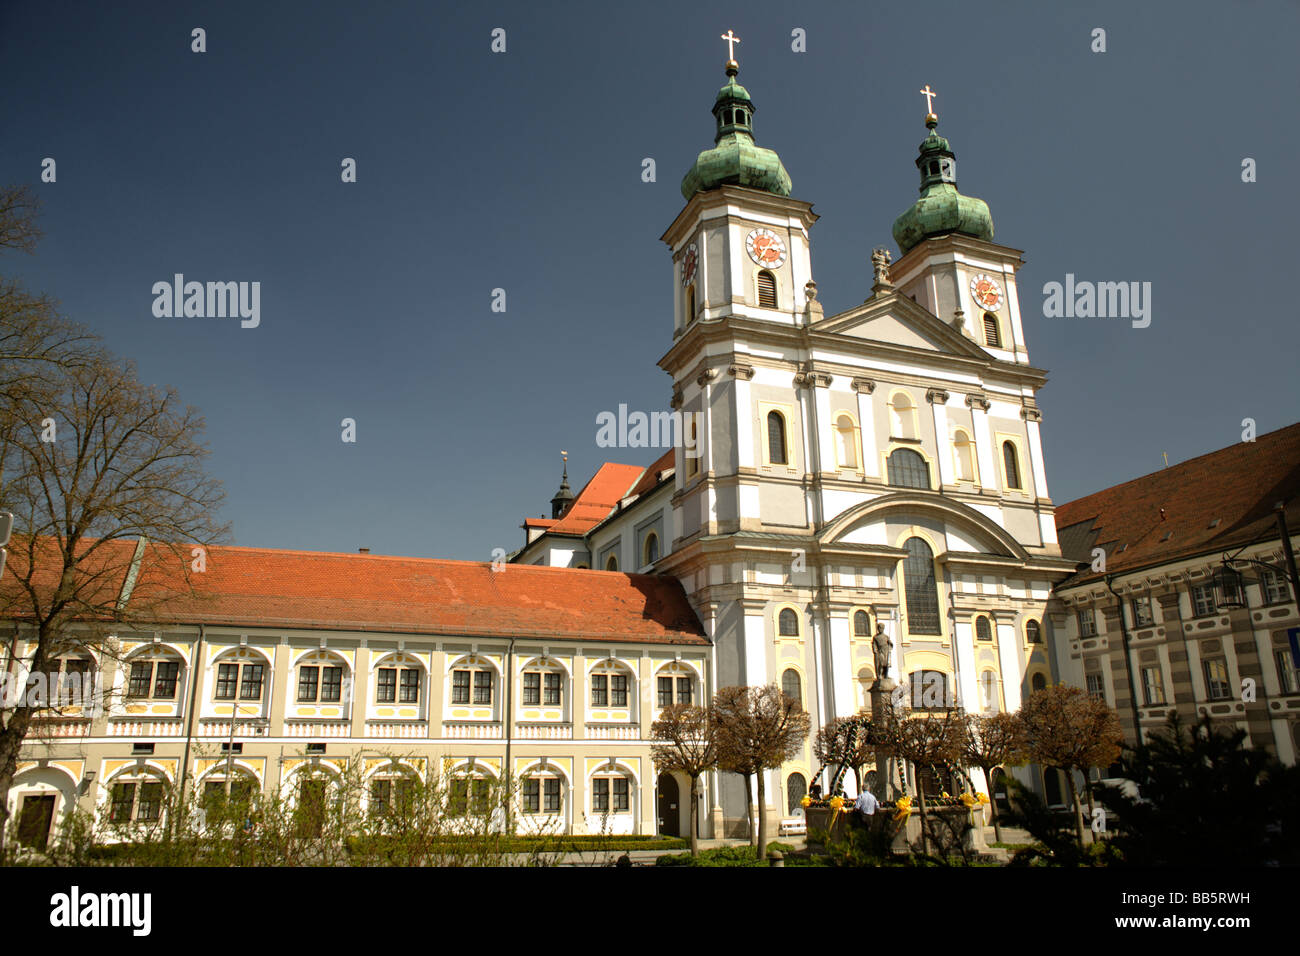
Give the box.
[925,112,939,129]
[725,58,739,77]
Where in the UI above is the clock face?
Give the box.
[745,228,787,268]
[681,242,698,287]
[969,273,1003,311]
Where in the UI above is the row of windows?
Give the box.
[762,407,1025,492]
[1095,650,1300,709]
[1075,571,1294,636]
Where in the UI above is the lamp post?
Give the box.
[1214,501,1300,612]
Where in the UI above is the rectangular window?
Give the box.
[523,778,539,814]
[1131,597,1154,627]
[610,674,628,707]
[320,667,343,703]
[1192,584,1217,617]
[451,670,470,705]
[591,674,608,707]
[110,783,135,824]
[523,672,540,706]
[215,663,238,700]
[613,777,629,812]
[1085,672,1105,700]
[239,664,264,701]
[1076,609,1097,637]
[543,778,560,813]
[1276,650,1299,695]
[376,668,397,703]
[127,662,153,698]
[473,671,493,705]
[676,677,692,705]
[61,660,92,701]
[399,669,420,704]
[1141,666,1166,706]
[136,782,163,822]
[593,778,609,812]
[153,661,180,699]
[1261,569,1292,605]
[1203,657,1231,700]
[471,778,489,814]
[371,779,392,815]
[543,672,562,706]
[657,676,673,708]
[297,666,319,702]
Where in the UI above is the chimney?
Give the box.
[358,547,370,554]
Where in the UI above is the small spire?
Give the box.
[550,450,574,519]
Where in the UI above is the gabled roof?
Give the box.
[546,462,647,536]
[1054,423,1300,587]
[3,540,708,645]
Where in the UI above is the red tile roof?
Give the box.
[1054,423,1300,586]
[625,449,677,501]
[2,540,707,644]
[547,462,646,535]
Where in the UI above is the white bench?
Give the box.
[778,816,806,836]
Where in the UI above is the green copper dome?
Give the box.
[891,116,993,254]
[681,61,791,200]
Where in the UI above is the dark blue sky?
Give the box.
[3,1,1297,561]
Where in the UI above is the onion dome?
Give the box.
[680,60,792,200]
[891,113,993,254]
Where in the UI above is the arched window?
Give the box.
[853,609,871,637]
[125,652,183,701]
[374,653,423,705]
[107,770,169,826]
[975,616,993,642]
[781,668,802,704]
[887,448,929,489]
[590,660,633,709]
[296,651,348,704]
[928,160,940,176]
[767,410,788,465]
[953,429,975,482]
[1026,620,1042,644]
[591,769,632,814]
[521,658,565,707]
[605,554,618,571]
[889,392,917,439]
[685,285,695,322]
[983,313,1001,347]
[642,531,659,565]
[902,537,941,634]
[1002,441,1022,490]
[777,607,800,637]
[656,663,695,707]
[757,270,777,308]
[686,416,700,477]
[212,651,266,705]
[835,414,859,469]
[980,670,999,712]
[786,773,807,815]
[908,670,949,710]
[725,109,734,125]
[32,653,97,708]
[1031,672,1047,693]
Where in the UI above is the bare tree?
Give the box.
[0,324,227,848]
[650,703,719,857]
[1020,684,1123,848]
[960,711,1028,843]
[813,714,874,795]
[712,684,810,859]
[877,706,965,857]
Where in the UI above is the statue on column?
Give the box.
[872,622,893,680]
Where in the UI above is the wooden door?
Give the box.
[17,795,55,850]
[656,773,679,836]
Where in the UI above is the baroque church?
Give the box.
[514,53,1079,831]
[8,48,1100,847]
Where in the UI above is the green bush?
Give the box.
[655,841,794,867]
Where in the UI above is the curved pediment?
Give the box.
[819,492,1029,562]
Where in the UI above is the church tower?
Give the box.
[657,49,1077,837]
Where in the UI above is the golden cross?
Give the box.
[720,30,741,60]
[919,84,937,113]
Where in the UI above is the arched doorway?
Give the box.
[656,773,679,836]
[991,768,1011,814]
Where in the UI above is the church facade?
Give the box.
[9,54,1099,846]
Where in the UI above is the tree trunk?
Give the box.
[985,765,1002,844]
[755,770,767,860]
[0,705,36,855]
[1083,776,1097,844]
[688,774,699,858]
[742,773,754,845]
[1064,768,1084,848]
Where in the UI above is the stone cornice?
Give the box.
[728,363,755,380]
[851,378,877,394]
[965,393,991,411]
[925,388,950,405]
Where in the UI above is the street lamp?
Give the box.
[1211,561,1246,609]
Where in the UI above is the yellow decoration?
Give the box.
[892,794,912,823]
[800,796,811,808]
[828,796,844,811]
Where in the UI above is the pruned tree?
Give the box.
[813,713,874,795]
[877,706,965,857]
[650,702,719,857]
[712,684,810,858]
[1020,684,1122,848]
[0,186,228,847]
[960,711,1028,843]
